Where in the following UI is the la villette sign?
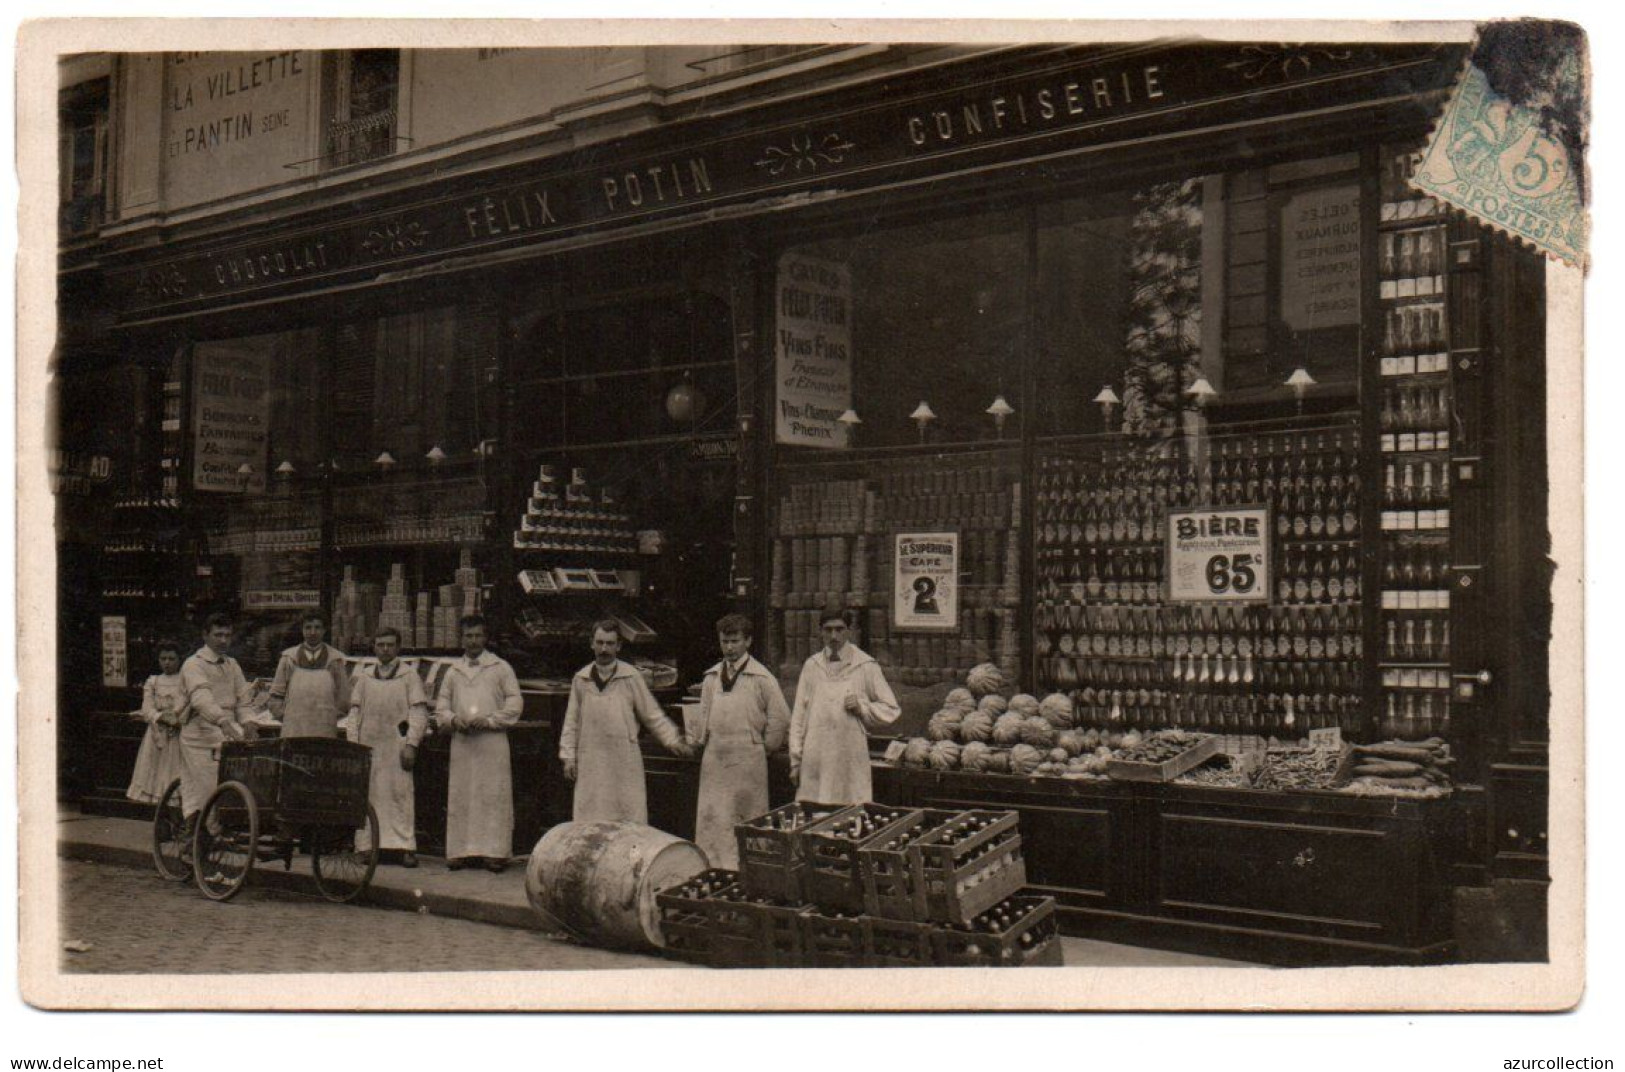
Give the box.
[113,42,1448,319]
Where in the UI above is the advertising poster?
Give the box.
[191,337,271,492]
[893,531,959,632]
[1166,506,1271,603]
[100,616,128,688]
[774,251,853,448]
[1280,183,1362,331]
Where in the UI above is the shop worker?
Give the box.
[177,613,254,825]
[560,620,693,824]
[789,606,901,805]
[434,615,523,873]
[341,627,429,868]
[691,613,791,868]
[268,611,350,738]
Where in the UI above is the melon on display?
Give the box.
[960,740,993,771]
[965,663,1008,698]
[926,709,964,742]
[944,687,977,710]
[901,737,933,768]
[1019,716,1057,749]
[1008,743,1043,775]
[991,712,1026,747]
[959,709,995,743]
[1008,694,1040,717]
[978,694,1010,717]
[1039,693,1076,729]
[928,739,963,771]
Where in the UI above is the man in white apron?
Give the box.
[560,620,693,824]
[341,627,429,867]
[691,613,790,868]
[268,612,350,738]
[434,615,523,873]
[177,614,254,829]
[789,607,901,805]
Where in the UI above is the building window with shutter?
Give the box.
[59,78,109,237]
[326,49,399,168]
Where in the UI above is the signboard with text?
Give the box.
[1166,506,1271,604]
[1280,183,1362,332]
[893,532,960,632]
[101,616,128,689]
[243,590,323,611]
[191,338,271,493]
[775,252,853,448]
[163,52,315,210]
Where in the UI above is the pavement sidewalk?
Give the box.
[57,806,1247,969]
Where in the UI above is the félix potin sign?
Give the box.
[1166,506,1271,604]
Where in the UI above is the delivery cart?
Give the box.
[151,737,380,904]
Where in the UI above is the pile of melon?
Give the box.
[892,664,1119,780]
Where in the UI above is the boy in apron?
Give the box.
[341,626,429,867]
[560,620,693,825]
[268,612,350,738]
[691,613,790,868]
[435,615,523,873]
[788,606,901,805]
[177,614,254,840]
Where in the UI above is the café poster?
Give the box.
[893,532,959,632]
[1166,506,1271,603]
[774,251,853,449]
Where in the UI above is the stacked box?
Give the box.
[911,810,1026,924]
[932,894,1062,968]
[858,808,958,920]
[798,803,915,913]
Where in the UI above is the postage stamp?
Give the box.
[1411,61,1587,267]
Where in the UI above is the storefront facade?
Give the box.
[58,40,1551,963]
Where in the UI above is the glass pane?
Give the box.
[784,209,1028,448]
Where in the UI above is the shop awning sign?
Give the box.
[775,252,853,449]
[1166,506,1271,603]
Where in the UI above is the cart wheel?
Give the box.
[311,805,380,904]
[151,779,191,882]
[194,781,259,902]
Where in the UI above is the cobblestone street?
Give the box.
[58,859,679,974]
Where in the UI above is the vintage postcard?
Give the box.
[15,17,1585,1015]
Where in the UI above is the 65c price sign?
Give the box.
[1166,505,1271,604]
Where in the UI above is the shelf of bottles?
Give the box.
[1034,428,1363,739]
[1375,143,1456,740]
[768,450,1021,687]
[511,464,638,554]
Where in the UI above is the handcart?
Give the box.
[149,737,380,904]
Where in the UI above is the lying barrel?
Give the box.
[525,821,707,950]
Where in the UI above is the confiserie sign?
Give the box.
[1166,506,1271,603]
[112,43,1456,320]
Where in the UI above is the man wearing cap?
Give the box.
[788,606,901,805]
[560,619,693,823]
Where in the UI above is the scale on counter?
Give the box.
[518,569,559,595]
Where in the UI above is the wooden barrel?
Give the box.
[524,821,707,950]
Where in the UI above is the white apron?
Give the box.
[346,663,428,851]
[693,657,789,868]
[791,646,900,806]
[178,650,252,817]
[435,653,522,860]
[561,661,686,826]
[275,645,348,739]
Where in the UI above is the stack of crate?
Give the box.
[655,802,1059,968]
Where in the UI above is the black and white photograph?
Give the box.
[16,17,1588,1021]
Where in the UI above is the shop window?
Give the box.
[59,78,109,237]
[509,291,736,452]
[782,209,1029,449]
[326,49,400,168]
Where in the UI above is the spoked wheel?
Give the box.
[310,805,380,904]
[194,781,259,902]
[150,778,191,882]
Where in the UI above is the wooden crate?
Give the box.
[932,894,1063,968]
[1105,734,1223,783]
[736,802,849,903]
[653,868,739,965]
[912,810,1027,925]
[737,897,813,968]
[858,807,958,921]
[800,908,871,968]
[800,803,916,913]
[865,916,938,968]
[707,885,774,969]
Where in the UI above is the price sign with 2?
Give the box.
[1166,505,1272,604]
